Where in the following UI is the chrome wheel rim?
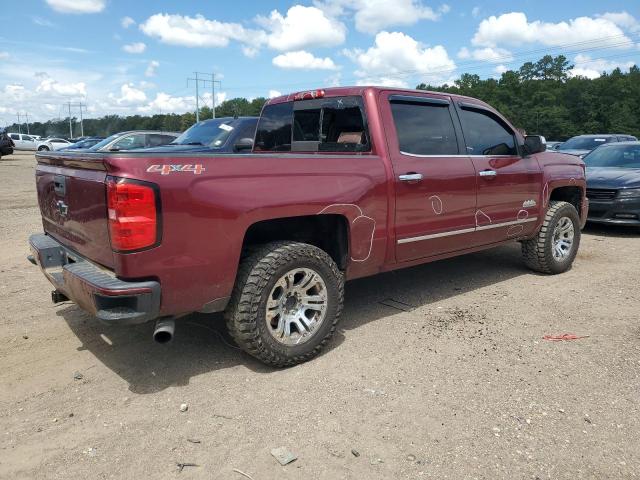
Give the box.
[552,216,575,261]
[265,267,328,346]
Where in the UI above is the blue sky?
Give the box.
[1,0,639,123]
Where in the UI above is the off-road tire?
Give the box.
[522,200,581,274]
[225,241,344,367]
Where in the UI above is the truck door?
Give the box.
[381,92,478,262]
[456,103,542,244]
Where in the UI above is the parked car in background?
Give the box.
[141,117,258,153]
[29,86,587,368]
[86,131,179,152]
[37,138,72,151]
[59,137,105,150]
[546,141,562,150]
[0,130,15,158]
[8,133,38,151]
[557,134,637,157]
[584,141,640,226]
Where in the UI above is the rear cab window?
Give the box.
[254,96,369,153]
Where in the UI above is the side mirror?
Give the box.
[234,137,253,152]
[523,135,546,155]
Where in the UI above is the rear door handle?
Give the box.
[479,170,497,178]
[399,173,423,182]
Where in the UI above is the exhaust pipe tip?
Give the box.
[153,318,175,344]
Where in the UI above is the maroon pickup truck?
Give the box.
[29,86,588,367]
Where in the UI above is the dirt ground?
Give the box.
[1,151,639,480]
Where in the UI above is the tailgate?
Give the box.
[35,153,114,269]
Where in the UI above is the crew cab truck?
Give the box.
[29,87,588,367]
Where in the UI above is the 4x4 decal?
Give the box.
[147,164,205,175]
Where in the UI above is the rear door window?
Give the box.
[390,98,458,155]
[10,134,19,140]
[459,106,517,156]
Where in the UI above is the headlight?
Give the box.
[618,188,640,198]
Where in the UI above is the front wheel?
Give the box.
[38,146,49,151]
[225,241,344,367]
[521,201,581,274]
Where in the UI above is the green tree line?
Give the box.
[417,55,640,140]
[5,97,268,138]
[6,56,640,141]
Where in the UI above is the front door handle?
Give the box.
[399,173,423,182]
[479,170,497,178]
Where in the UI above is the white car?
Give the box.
[8,133,38,151]
[37,138,72,151]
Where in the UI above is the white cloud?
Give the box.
[471,6,481,18]
[36,77,87,96]
[111,83,147,105]
[241,46,259,58]
[273,50,338,70]
[494,64,509,75]
[121,16,135,28]
[314,0,448,33]
[122,42,146,54]
[268,90,282,98]
[32,16,56,27]
[597,12,639,32]
[145,60,159,77]
[140,13,265,49]
[569,53,636,79]
[344,31,456,86]
[138,92,194,114]
[45,0,105,14]
[0,51,9,59]
[458,46,513,63]
[472,12,634,49]
[258,5,346,51]
[4,84,27,101]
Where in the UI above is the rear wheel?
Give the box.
[38,146,49,151]
[521,200,581,274]
[225,241,344,367]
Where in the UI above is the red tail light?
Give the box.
[106,177,160,252]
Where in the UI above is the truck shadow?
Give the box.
[582,223,640,238]
[59,242,530,394]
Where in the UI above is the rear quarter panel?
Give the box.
[106,152,389,316]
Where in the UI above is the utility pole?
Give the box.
[63,101,87,139]
[16,113,21,134]
[67,102,73,139]
[24,113,30,135]
[187,72,221,121]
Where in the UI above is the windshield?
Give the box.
[172,119,235,147]
[89,133,120,151]
[558,136,611,151]
[584,144,640,169]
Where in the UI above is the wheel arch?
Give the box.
[548,185,584,220]
[240,214,351,270]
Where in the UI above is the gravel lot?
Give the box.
[1,152,639,479]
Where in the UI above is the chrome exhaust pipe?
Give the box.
[153,318,175,344]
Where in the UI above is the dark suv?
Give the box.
[0,129,15,158]
[557,134,637,158]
